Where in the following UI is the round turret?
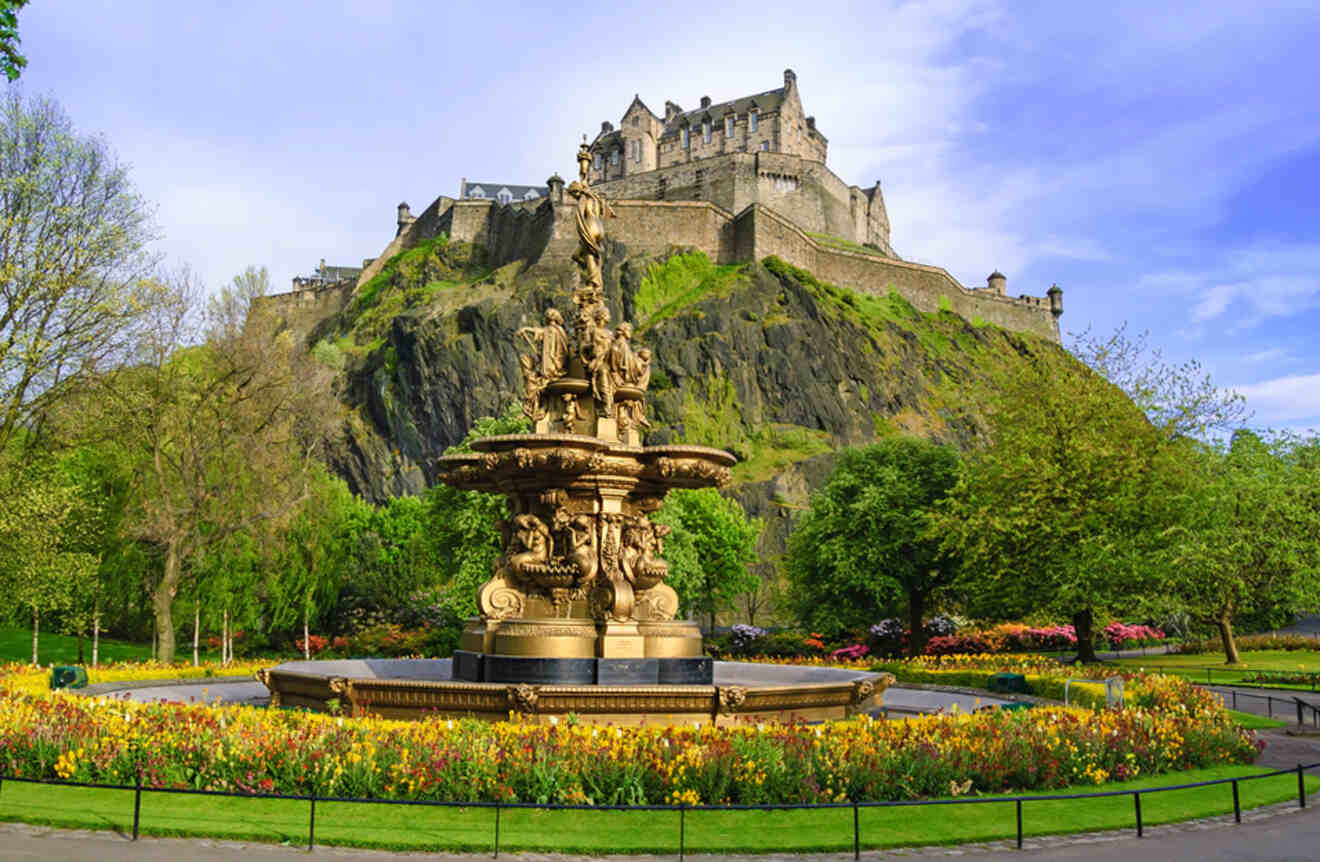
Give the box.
[987,270,1007,295]
[1047,283,1064,317]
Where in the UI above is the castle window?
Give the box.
[497,189,512,204]
[681,127,690,149]
[703,120,711,144]
[760,141,769,152]
[632,116,640,127]
[749,109,758,131]
[725,116,734,136]
[611,149,619,166]
[594,154,602,170]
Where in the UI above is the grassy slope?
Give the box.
[0,627,152,666]
[0,766,1311,853]
[1114,651,1320,691]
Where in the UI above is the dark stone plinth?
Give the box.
[452,650,484,682]
[484,656,596,685]
[658,656,713,684]
[455,654,715,685]
[596,658,660,685]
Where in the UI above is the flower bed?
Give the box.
[0,688,1256,805]
[0,660,266,698]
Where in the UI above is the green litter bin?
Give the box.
[50,666,89,690]
[987,672,1028,694]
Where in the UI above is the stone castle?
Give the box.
[267,70,1063,342]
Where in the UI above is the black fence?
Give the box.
[0,763,1315,858]
[1211,687,1320,727]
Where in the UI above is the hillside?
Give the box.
[305,235,1076,584]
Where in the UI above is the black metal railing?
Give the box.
[0,762,1315,858]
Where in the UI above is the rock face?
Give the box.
[316,238,1057,602]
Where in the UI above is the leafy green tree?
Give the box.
[270,468,360,657]
[655,488,761,633]
[1,0,27,81]
[1,90,162,455]
[71,268,337,663]
[935,344,1174,662]
[0,458,101,663]
[785,437,961,652]
[1163,431,1320,663]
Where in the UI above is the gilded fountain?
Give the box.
[256,141,893,723]
[436,138,734,685]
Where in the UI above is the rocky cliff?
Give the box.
[308,235,1067,616]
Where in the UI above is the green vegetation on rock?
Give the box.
[806,231,888,258]
[634,251,748,332]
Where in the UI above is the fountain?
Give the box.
[257,141,893,724]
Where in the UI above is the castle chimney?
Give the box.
[784,68,797,89]
[700,95,711,109]
[987,270,1007,296]
[806,116,816,131]
[1047,284,1064,318]
[601,120,613,133]
[318,257,326,276]
[664,100,682,122]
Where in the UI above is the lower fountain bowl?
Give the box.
[256,659,894,726]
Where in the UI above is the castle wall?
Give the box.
[592,151,893,253]
[739,205,1060,341]
[252,280,354,343]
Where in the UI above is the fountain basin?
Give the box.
[256,659,894,726]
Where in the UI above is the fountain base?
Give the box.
[453,616,713,684]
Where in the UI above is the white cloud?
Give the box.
[1232,373,1320,424]
[1139,243,1320,331]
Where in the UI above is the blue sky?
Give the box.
[13,0,1320,433]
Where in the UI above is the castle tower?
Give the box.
[987,271,1007,295]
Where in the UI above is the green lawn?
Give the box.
[0,766,1313,853]
[1113,650,1320,691]
[0,626,155,666]
[1227,709,1288,729]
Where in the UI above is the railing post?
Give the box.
[1268,697,1274,719]
[308,791,316,851]
[1299,765,1307,809]
[679,806,686,862]
[1232,779,1241,823]
[1300,699,1306,727]
[1232,690,1237,710]
[494,801,501,859]
[853,801,860,861]
[1016,798,1023,849]
[132,772,142,841]
[1133,791,1143,838]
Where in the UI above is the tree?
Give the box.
[1,1,27,81]
[1,90,161,454]
[935,343,1175,662]
[1070,324,1250,440]
[0,458,100,663]
[785,437,961,652]
[270,468,358,658]
[655,488,761,633]
[72,267,338,663]
[1163,431,1320,663]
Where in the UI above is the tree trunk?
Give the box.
[1073,608,1099,663]
[92,601,100,668]
[152,537,183,664]
[193,602,200,667]
[906,589,928,657]
[303,604,311,660]
[1217,613,1241,664]
[76,631,84,664]
[31,606,38,666]
[223,608,230,665]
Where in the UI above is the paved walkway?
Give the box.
[3,802,1320,861]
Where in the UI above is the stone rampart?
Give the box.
[738,205,1060,341]
[305,183,1058,345]
[252,280,354,341]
